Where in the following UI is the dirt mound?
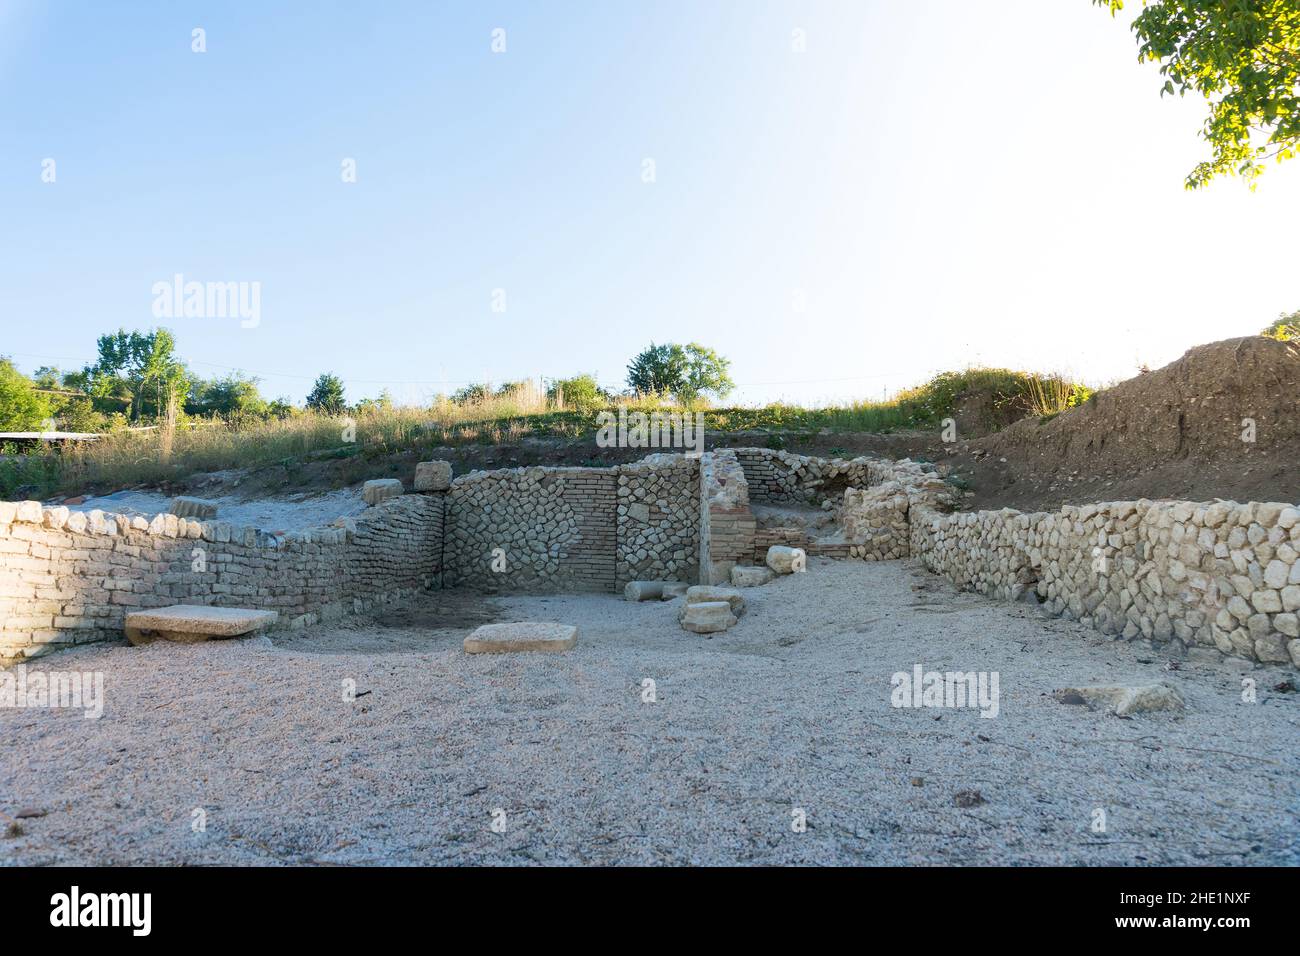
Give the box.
[952,336,1300,510]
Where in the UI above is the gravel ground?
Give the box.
[57,488,366,532]
[2,559,1297,866]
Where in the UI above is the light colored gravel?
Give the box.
[2,559,1297,866]
[59,488,367,532]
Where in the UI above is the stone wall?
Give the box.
[616,454,699,587]
[911,499,1300,668]
[0,495,444,664]
[7,447,1296,673]
[734,449,956,563]
[734,448,886,505]
[699,449,755,585]
[445,467,616,592]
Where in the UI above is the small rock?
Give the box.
[362,478,404,506]
[413,460,453,492]
[1052,683,1185,717]
[685,586,746,616]
[624,581,668,602]
[765,545,807,575]
[679,601,736,634]
[953,789,986,808]
[168,496,218,519]
[730,566,775,588]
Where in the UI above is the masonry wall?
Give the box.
[911,499,1300,668]
[734,448,886,505]
[445,467,616,592]
[0,495,444,664]
[7,447,1296,673]
[616,455,699,587]
[699,449,755,585]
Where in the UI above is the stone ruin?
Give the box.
[0,447,1296,670]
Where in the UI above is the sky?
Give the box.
[1,0,1296,408]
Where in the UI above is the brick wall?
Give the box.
[0,495,443,664]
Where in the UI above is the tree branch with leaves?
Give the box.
[1096,0,1300,188]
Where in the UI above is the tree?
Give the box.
[450,383,492,405]
[355,389,394,414]
[84,328,190,421]
[190,374,267,419]
[1262,310,1300,340]
[306,373,347,415]
[626,342,735,403]
[1095,1,1300,188]
[627,343,689,397]
[547,374,609,411]
[0,359,52,431]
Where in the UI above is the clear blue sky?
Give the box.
[2,0,1297,407]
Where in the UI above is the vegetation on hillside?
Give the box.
[0,355,1093,500]
[1262,310,1299,340]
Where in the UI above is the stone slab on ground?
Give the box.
[679,601,737,634]
[1052,683,1185,717]
[685,585,746,616]
[414,460,453,492]
[362,479,404,506]
[463,622,579,654]
[125,605,278,646]
[168,496,218,519]
[730,565,775,588]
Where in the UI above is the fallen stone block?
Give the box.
[414,460,453,492]
[624,581,669,602]
[730,565,775,588]
[1052,683,1185,717]
[685,585,746,617]
[766,545,807,575]
[463,622,578,653]
[662,583,689,598]
[362,478,404,505]
[680,601,737,634]
[125,605,278,646]
[168,496,219,520]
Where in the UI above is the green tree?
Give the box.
[547,374,609,411]
[190,374,268,419]
[84,328,191,421]
[0,359,52,431]
[1262,310,1300,340]
[450,383,492,405]
[626,342,735,403]
[306,373,348,415]
[355,389,395,414]
[1096,1,1300,188]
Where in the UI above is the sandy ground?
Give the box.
[58,487,366,532]
[2,559,1297,866]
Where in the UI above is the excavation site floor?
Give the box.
[3,559,1296,866]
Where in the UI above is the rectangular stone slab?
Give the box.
[464,622,578,654]
[126,605,279,636]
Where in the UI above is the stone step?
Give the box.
[125,605,278,645]
[463,622,579,653]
